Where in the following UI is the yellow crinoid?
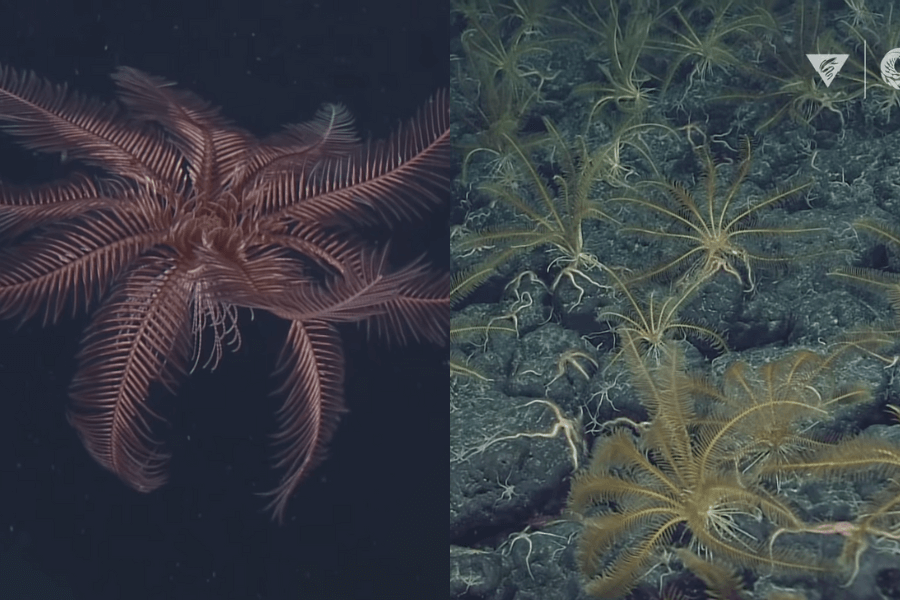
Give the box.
[614,136,819,292]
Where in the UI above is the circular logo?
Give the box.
[880,48,900,89]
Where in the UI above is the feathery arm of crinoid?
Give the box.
[204,242,449,347]
[249,89,450,227]
[109,67,256,195]
[228,98,361,185]
[68,249,195,494]
[830,219,900,313]
[0,196,171,324]
[758,436,900,585]
[828,218,900,363]
[695,348,875,480]
[263,319,346,523]
[0,64,186,183]
[0,174,124,239]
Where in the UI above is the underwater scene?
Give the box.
[451,0,900,598]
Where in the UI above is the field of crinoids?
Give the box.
[450,1,900,598]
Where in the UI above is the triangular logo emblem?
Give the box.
[806,54,848,87]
